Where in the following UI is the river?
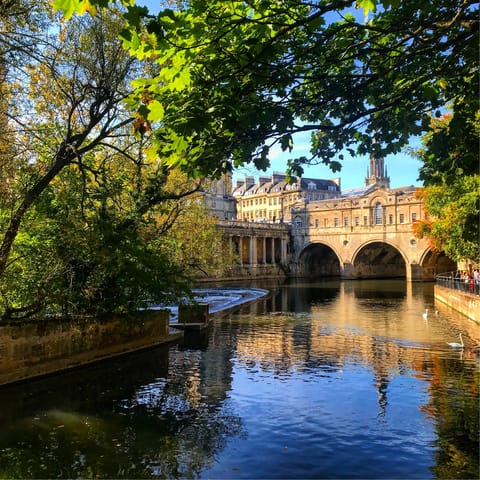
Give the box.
[0,279,478,479]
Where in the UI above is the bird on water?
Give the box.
[447,333,464,349]
[422,309,428,320]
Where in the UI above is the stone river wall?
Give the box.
[434,285,480,324]
[0,310,173,387]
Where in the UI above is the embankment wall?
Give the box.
[0,310,174,387]
[434,285,480,325]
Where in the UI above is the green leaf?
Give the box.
[355,0,377,16]
[147,100,165,122]
[52,0,85,19]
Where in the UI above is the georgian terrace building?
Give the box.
[232,172,341,223]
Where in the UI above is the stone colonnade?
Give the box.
[234,235,288,266]
[217,221,290,273]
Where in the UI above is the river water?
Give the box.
[0,280,478,479]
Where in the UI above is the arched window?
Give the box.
[375,202,383,225]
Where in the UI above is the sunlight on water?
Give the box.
[0,280,478,479]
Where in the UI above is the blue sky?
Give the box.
[232,134,423,191]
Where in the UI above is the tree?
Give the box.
[0,5,224,318]
[413,113,479,263]
[159,172,240,279]
[55,0,478,180]
[0,5,136,280]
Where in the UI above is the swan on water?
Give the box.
[447,333,464,349]
[422,309,428,320]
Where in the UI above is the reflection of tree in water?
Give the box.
[420,357,479,479]
[0,343,244,479]
[1,403,244,478]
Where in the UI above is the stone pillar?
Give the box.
[250,236,257,266]
[178,303,209,324]
[241,236,250,264]
[280,238,287,264]
[409,263,424,282]
[342,262,355,279]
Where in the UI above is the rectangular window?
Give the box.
[412,212,417,221]
[315,219,319,228]
[363,216,368,226]
[344,217,349,227]
[375,203,383,224]
[354,216,360,226]
[399,213,405,224]
[334,218,339,227]
[389,214,393,224]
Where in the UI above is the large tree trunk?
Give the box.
[0,142,74,276]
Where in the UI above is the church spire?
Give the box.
[365,140,390,188]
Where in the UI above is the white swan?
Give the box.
[422,309,428,320]
[447,333,464,349]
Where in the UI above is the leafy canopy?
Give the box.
[413,112,480,263]
[54,0,478,180]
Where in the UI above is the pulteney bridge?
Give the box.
[217,186,456,282]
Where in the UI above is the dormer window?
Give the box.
[308,182,316,190]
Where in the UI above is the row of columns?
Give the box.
[230,235,288,266]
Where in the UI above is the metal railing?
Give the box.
[436,271,480,296]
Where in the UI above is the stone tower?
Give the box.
[365,154,390,188]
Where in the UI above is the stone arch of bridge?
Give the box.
[351,240,408,279]
[419,247,457,280]
[296,241,342,278]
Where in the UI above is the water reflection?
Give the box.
[0,280,478,479]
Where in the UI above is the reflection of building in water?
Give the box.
[371,345,392,419]
[233,283,444,418]
[170,338,236,410]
